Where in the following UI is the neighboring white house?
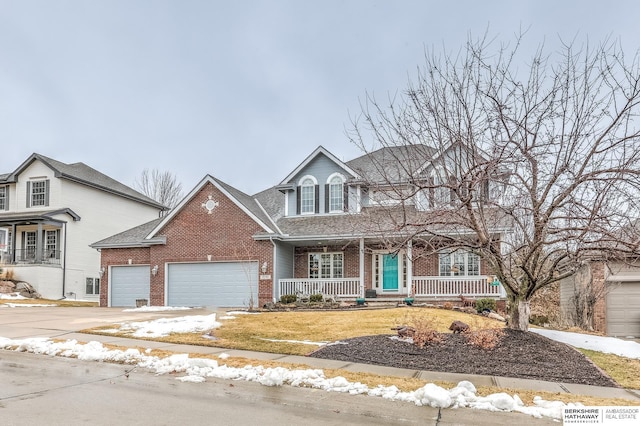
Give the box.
[0,153,166,301]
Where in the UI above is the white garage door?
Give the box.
[607,282,640,337]
[110,265,150,307]
[167,262,259,307]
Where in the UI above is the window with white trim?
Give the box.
[45,230,59,260]
[0,186,7,210]
[439,250,480,276]
[86,278,100,295]
[309,252,343,279]
[300,178,315,214]
[29,180,49,207]
[328,175,344,212]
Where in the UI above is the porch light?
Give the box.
[151,265,159,276]
[261,262,268,273]
[99,267,105,278]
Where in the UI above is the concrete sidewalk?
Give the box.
[2,305,640,402]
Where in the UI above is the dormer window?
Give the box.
[298,176,318,215]
[327,173,345,213]
[27,179,50,208]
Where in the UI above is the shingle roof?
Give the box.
[90,218,165,248]
[346,144,437,184]
[3,153,165,209]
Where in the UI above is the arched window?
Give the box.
[299,176,317,214]
[327,174,344,212]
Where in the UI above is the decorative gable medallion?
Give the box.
[201,195,219,214]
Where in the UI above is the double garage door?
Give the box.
[110,262,259,308]
[606,282,640,337]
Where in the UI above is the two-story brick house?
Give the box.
[92,145,506,308]
[0,153,166,301]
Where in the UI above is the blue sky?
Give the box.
[1,1,638,194]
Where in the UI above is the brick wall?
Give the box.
[100,182,273,307]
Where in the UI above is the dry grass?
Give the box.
[210,308,503,355]
[80,307,640,404]
[84,342,638,407]
[0,298,98,307]
[578,349,640,390]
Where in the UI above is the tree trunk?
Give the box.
[508,297,531,331]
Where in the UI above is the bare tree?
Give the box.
[134,169,184,210]
[349,32,640,331]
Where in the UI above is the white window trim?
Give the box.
[438,250,481,276]
[299,175,317,215]
[326,172,345,213]
[308,252,344,279]
[30,180,47,207]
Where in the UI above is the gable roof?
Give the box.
[1,153,165,210]
[144,175,276,240]
[278,146,360,185]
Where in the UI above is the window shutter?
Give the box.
[45,180,50,206]
[314,185,320,214]
[26,181,31,208]
[296,186,301,215]
[324,184,329,213]
[343,185,349,212]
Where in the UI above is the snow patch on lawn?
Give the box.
[101,313,222,338]
[3,303,58,308]
[123,306,194,312]
[531,328,640,359]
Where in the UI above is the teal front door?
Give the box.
[382,254,399,291]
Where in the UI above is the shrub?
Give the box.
[404,314,444,348]
[475,298,497,313]
[280,294,297,304]
[529,314,549,326]
[465,329,505,349]
[309,293,323,303]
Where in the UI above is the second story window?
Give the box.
[328,175,344,212]
[297,175,318,215]
[0,186,7,210]
[27,180,49,208]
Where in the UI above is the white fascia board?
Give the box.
[145,175,274,239]
[278,146,361,185]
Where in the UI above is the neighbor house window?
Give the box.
[45,230,59,260]
[439,250,480,276]
[300,177,316,214]
[24,231,37,261]
[86,278,100,295]
[27,180,49,207]
[328,175,344,212]
[0,186,7,210]
[309,252,343,279]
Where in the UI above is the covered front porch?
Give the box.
[278,275,506,301]
[272,236,507,302]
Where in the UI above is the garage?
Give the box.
[167,261,259,307]
[606,281,640,337]
[110,265,150,307]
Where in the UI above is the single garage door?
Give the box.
[110,265,150,307]
[606,282,640,337]
[167,262,258,307]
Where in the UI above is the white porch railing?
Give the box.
[278,278,361,299]
[412,275,506,298]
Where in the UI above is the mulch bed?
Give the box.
[309,329,618,387]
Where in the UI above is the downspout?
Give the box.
[61,221,68,299]
[269,236,277,303]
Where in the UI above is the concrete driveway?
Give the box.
[0,305,214,339]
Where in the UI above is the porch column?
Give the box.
[36,223,43,263]
[10,224,16,263]
[407,240,413,297]
[359,237,365,297]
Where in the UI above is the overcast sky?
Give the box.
[1,1,639,195]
